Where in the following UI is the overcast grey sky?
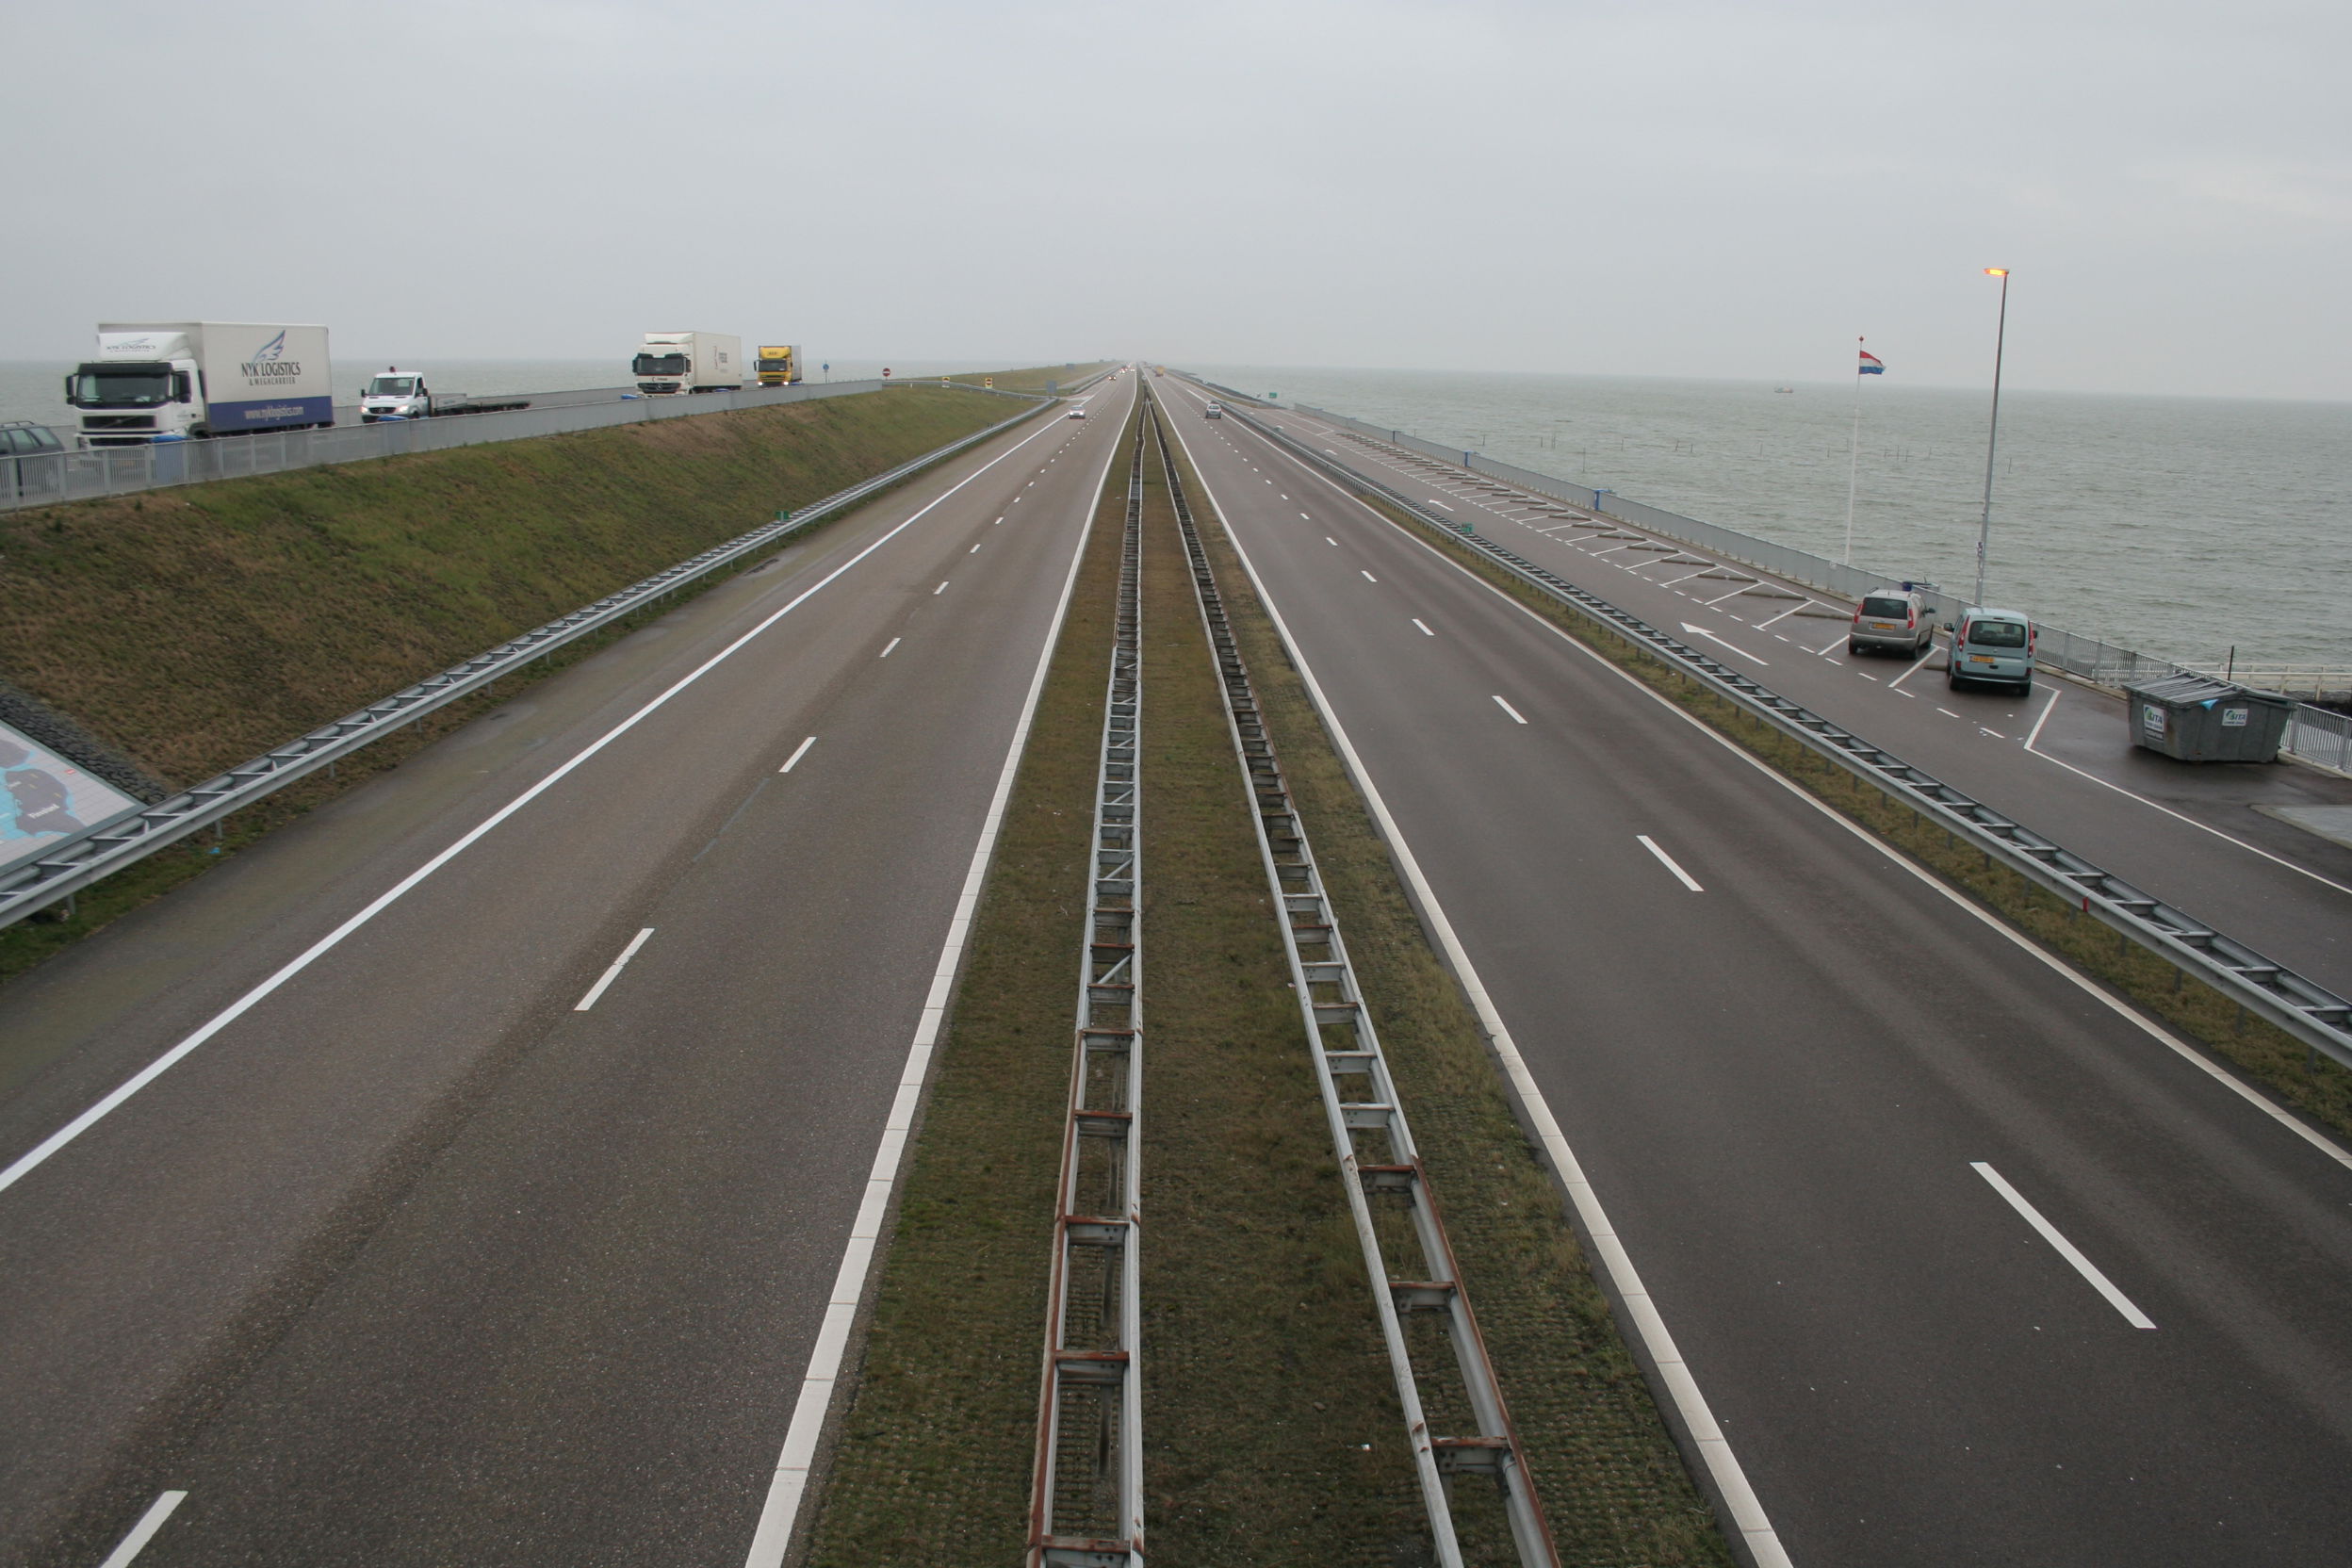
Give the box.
[5,1,2345,398]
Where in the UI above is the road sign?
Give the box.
[883,368,891,379]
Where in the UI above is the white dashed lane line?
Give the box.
[1636,835,1706,892]
[1412,619,1434,636]
[1362,570,1379,583]
[1493,695,1528,725]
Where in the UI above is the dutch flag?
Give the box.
[1858,348,1886,375]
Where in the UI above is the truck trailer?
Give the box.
[631,333,743,395]
[756,345,804,386]
[65,321,333,446]
[359,369,531,421]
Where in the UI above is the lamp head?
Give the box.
[1984,267,2010,277]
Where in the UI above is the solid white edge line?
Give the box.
[1637,835,1706,892]
[1970,1162,2158,1330]
[96,1490,188,1568]
[779,736,818,774]
[739,389,1123,1568]
[573,927,656,1011]
[1157,410,1794,1568]
[1493,694,1528,725]
[1261,434,2352,1177]
[0,413,1071,1201]
[2026,700,2352,897]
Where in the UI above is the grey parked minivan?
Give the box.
[1849,588,1934,657]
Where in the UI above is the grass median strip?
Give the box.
[1357,483,2352,1144]
[800,402,1135,1564]
[1163,419,1736,1566]
[1132,418,1429,1564]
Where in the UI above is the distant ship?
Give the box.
[1772,385,1796,394]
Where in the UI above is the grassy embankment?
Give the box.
[804,399,1731,1565]
[943,363,1115,393]
[0,385,1033,982]
[1327,464,2352,1142]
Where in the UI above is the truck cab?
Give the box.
[756,345,802,386]
[361,369,430,421]
[65,357,200,446]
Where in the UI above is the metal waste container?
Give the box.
[2124,673,2295,762]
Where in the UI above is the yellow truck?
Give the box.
[756,345,803,386]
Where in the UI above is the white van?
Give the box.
[1948,608,2035,694]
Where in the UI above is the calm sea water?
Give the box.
[1191,366,2350,670]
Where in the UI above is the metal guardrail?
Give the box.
[1154,390,1559,1567]
[1221,404,2352,1075]
[0,396,1057,930]
[0,379,1044,514]
[1027,411,1148,1568]
[1284,400,2350,770]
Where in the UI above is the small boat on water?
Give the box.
[1772,385,1796,394]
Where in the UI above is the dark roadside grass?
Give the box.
[805,400,1436,1564]
[0,387,1036,988]
[1359,488,2352,1144]
[945,363,1116,394]
[1159,407,1737,1566]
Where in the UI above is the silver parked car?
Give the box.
[1848,588,1935,657]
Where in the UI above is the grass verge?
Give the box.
[1161,411,1735,1565]
[800,400,1135,1563]
[942,364,1114,394]
[1131,416,1429,1563]
[0,388,1035,987]
[1344,477,2352,1143]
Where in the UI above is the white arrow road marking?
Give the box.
[1679,623,1769,664]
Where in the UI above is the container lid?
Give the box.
[2125,672,2295,709]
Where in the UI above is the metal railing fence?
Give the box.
[1284,401,2350,772]
[1221,402,2352,1075]
[0,395,1057,929]
[1157,390,1558,1567]
[1028,411,1148,1568]
[0,380,1045,514]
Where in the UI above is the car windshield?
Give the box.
[1861,596,1910,617]
[633,353,689,376]
[367,376,418,396]
[71,368,172,406]
[1968,619,2028,648]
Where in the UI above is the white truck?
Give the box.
[65,322,333,446]
[630,332,743,395]
[358,369,531,422]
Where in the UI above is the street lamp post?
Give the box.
[1973,268,2011,607]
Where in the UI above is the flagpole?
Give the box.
[1842,336,1864,565]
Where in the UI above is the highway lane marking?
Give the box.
[1162,411,1794,1568]
[778,736,817,773]
[1413,619,1434,636]
[1679,623,1768,664]
[1493,695,1528,724]
[994,515,1004,525]
[0,405,1083,1201]
[96,1491,188,1568]
[1637,835,1706,891]
[1362,570,1379,582]
[742,389,1121,1568]
[1233,413,2352,1184]
[878,637,901,658]
[1981,727,2007,739]
[1971,1163,2157,1329]
[934,581,950,595]
[2023,697,2352,897]
[574,928,656,1011]
[1326,537,1339,547]
[1887,646,1939,690]
[1299,513,1311,520]
[969,542,983,553]
[1425,498,1453,511]
[1936,707,1963,719]
[2023,685,2061,748]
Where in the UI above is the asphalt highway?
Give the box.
[1154,381,2352,1567]
[0,376,1133,1566]
[1187,384,2352,1000]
